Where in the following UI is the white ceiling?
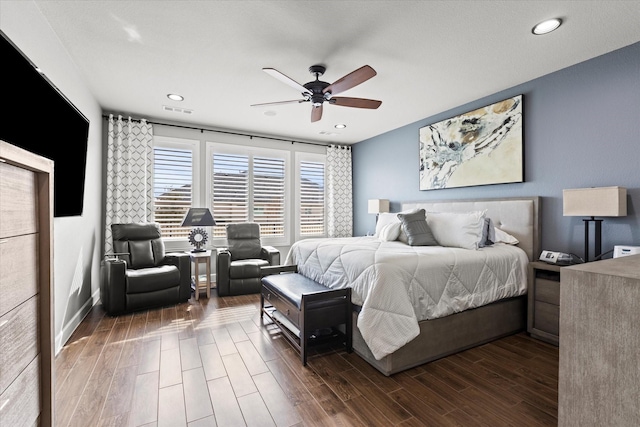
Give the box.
[34,1,640,145]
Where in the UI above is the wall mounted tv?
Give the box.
[0,30,89,217]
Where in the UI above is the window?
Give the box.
[209,143,290,244]
[299,160,325,236]
[253,156,286,237]
[296,152,326,239]
[211,152,249,236]
[153,137,199,238]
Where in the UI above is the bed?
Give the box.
[286,197,540,376]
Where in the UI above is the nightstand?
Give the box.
[527,261,561,346]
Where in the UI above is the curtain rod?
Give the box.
[102,114,352,149]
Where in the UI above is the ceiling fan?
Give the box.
[251,64,382,122]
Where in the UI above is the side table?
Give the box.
[190,250,211,300]
[527,261,561,345]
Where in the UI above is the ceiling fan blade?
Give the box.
[330,97,382,109]
[323,65,377,95]
[250,99,307,107]
[311,105,323,122]
[263,68,312,95]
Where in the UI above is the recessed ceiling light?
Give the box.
[334,124,346,129]
[532,18,562,35]
[167,93,184,101]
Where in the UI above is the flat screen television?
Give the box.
[0,30,89,217]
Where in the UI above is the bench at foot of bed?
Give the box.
[260,272,352,365]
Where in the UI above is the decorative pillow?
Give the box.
[478,217,496,248]
[425,210,487,250]
[494,227,519,245]
[396,209,438,246]
[378,222,401,241]
[375,209,418,242]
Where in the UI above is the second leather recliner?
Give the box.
[216,222,280,296]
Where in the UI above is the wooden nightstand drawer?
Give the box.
[534,301,559,336]
[528,261,562,346]
[534,278,560,305]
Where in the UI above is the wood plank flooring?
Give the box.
[55,291,558,426]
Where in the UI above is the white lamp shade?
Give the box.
[563,186,627,217]
[368,199,390,214]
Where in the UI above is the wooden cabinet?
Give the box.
[559,255,640,426]
[0,140,54,426]
[527,261,561,345]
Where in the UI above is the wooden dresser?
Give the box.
[559,255,640,426]
[0,140,54,426]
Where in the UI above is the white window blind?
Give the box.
[211,153,249,237]
[254,156,285,237]
[299,160,325,236]
[153,146,192,238]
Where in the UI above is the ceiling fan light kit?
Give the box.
[252,64,382,122]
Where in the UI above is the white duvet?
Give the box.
[285,237,528,360]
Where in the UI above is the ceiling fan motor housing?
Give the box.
[305,65,332,106]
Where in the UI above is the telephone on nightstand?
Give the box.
[539,250,582,266]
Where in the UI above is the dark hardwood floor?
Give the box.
[55,290,558,426]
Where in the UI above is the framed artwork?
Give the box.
[419,95,523,190]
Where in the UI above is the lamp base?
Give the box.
[583,217,603,263]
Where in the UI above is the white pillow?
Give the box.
[374,212,400,237]
[494,227,519,245]
[378,222,401,241]
[425,210,487,250]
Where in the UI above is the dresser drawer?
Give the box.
[262,289,300,328]
[0,161,38,239]
[534,301,559,336]
[0,355,41,427]
[534,278,560,306]
[0,234,39,318]
[0,296,39,394]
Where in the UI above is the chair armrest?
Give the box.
[164,252,192,300]
[261,246,280,266]
[216,249,231,297]
[100,258,127,315]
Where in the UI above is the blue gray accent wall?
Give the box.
[353,42,640,259]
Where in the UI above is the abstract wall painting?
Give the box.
[419,95,523,190]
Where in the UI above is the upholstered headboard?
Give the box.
[401,197,541,262]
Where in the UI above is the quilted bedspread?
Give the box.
[285,237,528,360]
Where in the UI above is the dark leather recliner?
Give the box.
[100,223,191,315]
[216,222,280,297]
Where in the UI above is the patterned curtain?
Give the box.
[104,114,154,255]
[326,144,353,237]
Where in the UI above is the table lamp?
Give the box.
[368,199,389,223]
[181,208,216,252]
[563,186,627,262]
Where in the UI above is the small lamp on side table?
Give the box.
[563,186,627,262]
[368,199,389,224]
[181,207,216,252]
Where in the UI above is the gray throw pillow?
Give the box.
[397,209,438,246]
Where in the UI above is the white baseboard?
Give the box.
[55,288,101,355]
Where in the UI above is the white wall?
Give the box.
[1,1,104,353]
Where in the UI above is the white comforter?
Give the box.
[285,237,528,360]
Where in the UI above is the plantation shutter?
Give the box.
[253,156,285,237]
[212,153,249,237]
[153,147,193,237]
[299,160,325,236]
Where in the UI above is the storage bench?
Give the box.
[260,272,352,365]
